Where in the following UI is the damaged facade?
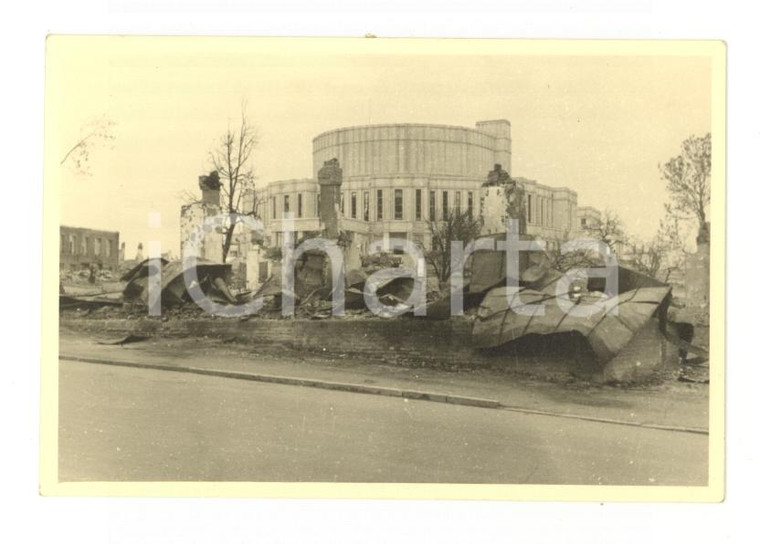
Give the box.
[179,171,256,289]
[60,226,120,271]
[180,172,225,263]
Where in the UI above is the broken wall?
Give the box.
[180,202,224,263]
[481,186,508,235]
[679,240,710,351]
[318,158,343,238]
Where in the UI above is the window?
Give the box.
[351,192,357,219]
[544,198,548,225]
[316,193,320,216]
[538,197,544,225]
[429,191,436,221]
[80,236,87,256]
[455,191,461,213]
[376,190,384,220]
[442,191,449,220]
[467,191,474,216]
[340,192,345,214]
[105,240,111,257]
[415,189,422,220]
[527,194,533,223]
[394,189,403,220]
[297,193,303,218]
[94,238,101,256]
[272,196,277,219]
[541,198,546,225]
[284,195,290,215]
[390,232,407,255]
[581,217,587,227]
[363,191,369,221]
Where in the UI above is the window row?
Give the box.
[343,189,475,222]
[61,235,115,258]
[526,193,555,228]
[270,189,476,222]
[271,193,310,220]
[268,188,564,227]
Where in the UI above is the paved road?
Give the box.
[59,361,708,484]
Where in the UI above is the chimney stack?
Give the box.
[199,171,222,207]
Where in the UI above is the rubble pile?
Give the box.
[60,257,247,316]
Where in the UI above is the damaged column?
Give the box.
[318,158,343,239]
[481,163,527,236]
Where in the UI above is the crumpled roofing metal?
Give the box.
[465,240,675,362]
[472,284,672,363]
[119,257,169,283]
[122,258,236,307]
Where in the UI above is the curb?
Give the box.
[495,404,708,435]
[59,355,708,435]
[59,356,502,410]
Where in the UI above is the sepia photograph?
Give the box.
[41,37,725,500]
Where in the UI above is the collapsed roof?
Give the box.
[122,258,238,309]
[467,246,673,364]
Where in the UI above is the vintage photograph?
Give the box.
[43,37,724,498]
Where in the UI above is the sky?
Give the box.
[48,37,714,257]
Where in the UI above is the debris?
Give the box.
[678,364,709,384]
[681,356,709,367]
[423,284,487,319]
[663,322,709,359]
[122,258,241,310]
[59,293,123,311]
[96,334,149,346]
[374,276,415,305]
[468,234,553,294]
[119,257,169,283]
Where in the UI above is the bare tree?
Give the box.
[60,116,116,176]
[426,208,483,285]
[660,133,711,240]
[627,237,666,278]
[546,233,605,273]
[583,208,628,252]
[208,105,264,262]
[626,213,691,280]
[626,133,711,280]
[177,188,202,206]
[545,208,628,273]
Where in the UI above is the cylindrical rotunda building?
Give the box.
[264,120,513,249]
[261,119,583,251]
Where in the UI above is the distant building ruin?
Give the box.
[60,226,120,271]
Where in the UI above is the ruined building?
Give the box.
[60,226,120,271]
[180,172,225,263]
